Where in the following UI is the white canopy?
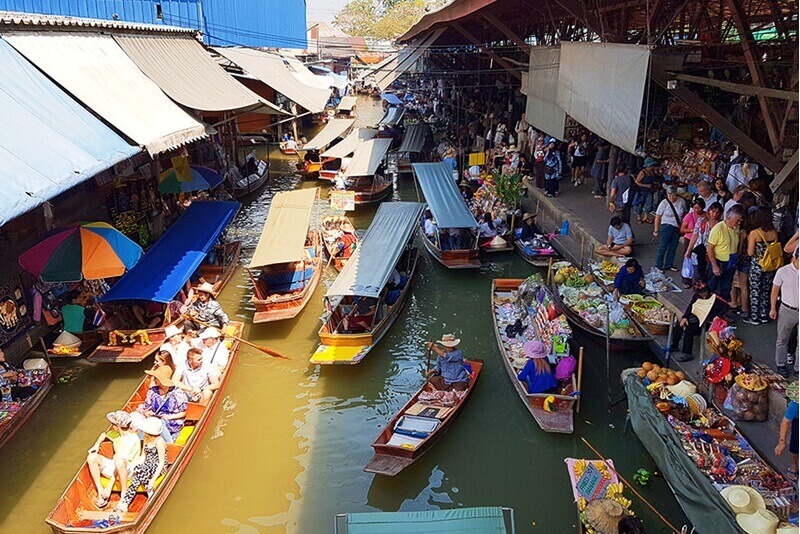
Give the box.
[249,188,318,268]
[302,118,355,151]
[344,138,392,178]
[337,95,358,111]
[321,129,377,159]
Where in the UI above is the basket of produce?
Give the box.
[631,300,671,336]
[727,374,769,422]
[592,260,620,286]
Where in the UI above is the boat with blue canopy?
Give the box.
[395,122,431,175]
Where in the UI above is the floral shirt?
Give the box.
[141,386,188,438]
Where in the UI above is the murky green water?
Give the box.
[0,97,688,533]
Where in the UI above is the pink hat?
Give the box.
[523,340,547,359]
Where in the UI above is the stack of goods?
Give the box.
[658,145,720,187]
[565,458,637,534]
[630,298,671,335]
[726,374,770,422]
[553,265,594,288]
[590,260,620,286]
[645,268,682,293]
[0,402,22,430]
[556,274,637,339]
[0,365,50,430]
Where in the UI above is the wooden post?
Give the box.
[580,235,586,268]
[576,346,585,413]
[547,257,554,285]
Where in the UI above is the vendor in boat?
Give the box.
[0,349,37,401]
[518,212,537,242]
[595,216,634,258]
[613,259,646,300]
[86,411,141,509]
[115,416,167,514]
[459,180,474,201]
[137,366,189,444]
[426,334,470,391]
[670,280,729,363]
[184,282,229,330]
[517,340,557,394]
[199,327,230,371]
[175,348,221,406]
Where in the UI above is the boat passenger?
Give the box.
[86,411,141,509]
[115,417,167,513]
[184,282,229,330]
[517,340,557,394]
[137,366,188,444]
[478,213,497,239]
[613,259,646,300]
[175,348,220,406]
[423,211,437,241]
[159,324,189,377]
[152,350,177,381]
[342,297,378,333]
[426,334,470,391]
[519,213,537,242]
[199,327,230,371]
[284,137,298,152]
[596,216,634,257]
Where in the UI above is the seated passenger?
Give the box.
[151,350,177,381]
[115,417,167,513]
[159,324,189,378]
[517,340,557,394]
[199,327,229,371]
[136,366,188,444]
[613,258,646,300]
[176,348,220,406]
[595,216,634,257]
[342,297,377,332]
[86,411,141,509]
[426,334,470,391]
[423,211,437,241]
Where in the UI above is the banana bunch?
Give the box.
[600,260,620,275]
[605,482,624,498]
[573,459,610,479]
[610,494,632,509]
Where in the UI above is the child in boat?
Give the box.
[86,411,141,509]
[115,417,167,513]
[517,340,557,394]
[426,334,470,391]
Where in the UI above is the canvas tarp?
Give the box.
[344,138,392,177]
[380,106,405,126]
[380,93,403,106]
[340,507,508,533]
[337,95,358,111]
[302,119,355,151]
[373,29,444,91]
[624,374,745,533]
[114,34,283,114]
[326,202,424,298]
[557,42,650,153]
[0,37,139,226]
[249,188,318,268]
[4,32,207,155]
[214,47,331,113]
[525,46,567,141]
[397,123,430,154]
[100,201,240,303]
[413,163,477,229]
[321,129,376,159]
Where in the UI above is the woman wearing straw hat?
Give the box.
[136,366,188,444]
[426,334,469,391]
[115,417,167,513]
[775,381,798,480]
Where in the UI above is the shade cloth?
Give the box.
[557,42,650,153]
[413,163,478,229]
[326,202,424,298]
[302,119,355,151]
[525,46,567,141]
[380,93,403,106]
[337,95,358,111]
[380,106,405,126]
[321,129,377,159]
[4,32,207,155]
[214,47,331,113]
[374,29,445,92]
[100,201,240,303]
[339,507,508,533]
[282,54,334,90]
[397,123,430,154]
[344,138,393,178]
[0,37,138,226]
[249,188,318,268]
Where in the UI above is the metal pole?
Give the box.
[606,303,612,410]
[665,312,674,366]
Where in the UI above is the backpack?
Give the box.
[758,230,784,272]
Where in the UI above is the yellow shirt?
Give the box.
[707,221,738,262]
[110,431,141,463]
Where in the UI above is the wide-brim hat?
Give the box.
[522,212,535,222]
[667,380,697,398]
[164,324,183,340]
[437,334,461,347]
[196,282,216,294]
[585,499,630,534]
[199,327,221,340]
[523,340,547,359]
[53,331,82,349]
[489,235,508,249]
[644,157,658,168]
[736,509,779,534]
[145,365,175,387]
[721,485,766,515]
[445,148,456,157]
[106,410,132,429]
[787,381,798,403]
[507,145,518,152]
[140,416,163,436]
[705,357,731,384]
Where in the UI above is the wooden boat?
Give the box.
[395,123,430,175]
[515,238,560,267]
[45,322,243,534]
[420,230,480,269]
[565,458,623,534]
[279,141,298,155]
[321,215,358,271]
[364,359,483,476]
[297,119,356,179]
[481,231,514,253]
[316,129,379,183]
[229,154,269,198]
[341,138,393,207]
[0,363,53,450]
[491,279,578,433]
[349,175,393,206]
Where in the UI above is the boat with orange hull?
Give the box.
[341,138,393,208]
[0,360,52,450]
[322,215,358,272]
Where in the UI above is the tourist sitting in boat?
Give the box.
[159,325,189,377]
[199,327,229,371]
[152,350,178,382]
[137,366,189,444]
[613,259,646,300]
[595,216,635,258]
[175,348,220,406]
[342,297,378,333]
[426,334,470,391]
[283,136,298,152]
[670,280,729,363]
[518,212,537,241]
[184,282,229,330]
[423,211,437,241]
[131,301,164,329]
[115,416,167,513]
[86,410,141,509]
[517,340,557,394]
[478,213,498,248]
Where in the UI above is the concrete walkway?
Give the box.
[521,179,793,475]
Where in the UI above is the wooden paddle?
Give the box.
[183,315,289,360]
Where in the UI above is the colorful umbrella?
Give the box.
[158,165,225,194]
[19,222,143,282]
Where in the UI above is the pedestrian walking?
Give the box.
[653,186,687,272]
[770,248,798,377]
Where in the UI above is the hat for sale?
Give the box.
[721,485,766,515]
[585,499,631,534]
[667,380,697,398]
[705,357,731,384]
[736,509,779,534]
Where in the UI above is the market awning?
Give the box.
[413,162,478,229]
[213,47,331,113]
[249,188,318,269]
[326,202,424,299]
[337,507,510,533]
[100,201,240,303]
[373,29,445,91]
[0,37,139,226]
[113,34,284,114]
[344,138,393,178]
[337,95,358,111]
[525,46,566,140]
[397,123,430,154]
[380,93,403,106]
[379,106,405,126]
[320,129,377,159]
[282,54,334,91]
[302,119,355,151]
[4,32,207,156]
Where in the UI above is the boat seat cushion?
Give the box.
[394,415,440,439]
[174,424,194,446]
[261,268,314,293]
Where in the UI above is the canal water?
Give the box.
[0,97,688,533]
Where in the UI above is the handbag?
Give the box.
[681,257,694,279]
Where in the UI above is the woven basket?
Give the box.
[634,311,670,335]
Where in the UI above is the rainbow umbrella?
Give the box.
[19,222,143,282]
[158,165,225,194]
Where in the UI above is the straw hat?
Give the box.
[507,145,518,152]
[164,324,183,341]
[667,380,697,398]
[437,334,461,347]
[584,499,630,534]
[523,340,548,359]
[196,282,216,294]
[786,381,798,403]
[145,365,175,387]
[199,327,221,340]
[53,331,81,349]
[522,212,535,222]
[721,486,766,515]
[736,509,779,534]
[489,235,508,249]
[445,147,456,157]
[106,410,132,429]
[140,416,164,437]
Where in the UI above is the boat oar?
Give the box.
[183,315,289,360]
[581,437,682,534]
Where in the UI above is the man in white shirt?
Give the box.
[176,348,220,405]
[770,248,799,377]
[199,327,229,372]
[697,181,719,208]
[423,211,437,240]
[726,160,757,192]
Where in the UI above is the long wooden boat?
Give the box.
[364,358,483,476]
[0,366,53,450]
[515,240,560,267]
[279,141,298,155]
[480,230,514,253]
[321,215,358,272]
[419,229,481,269]
[491,279,578,433]
[349,176,393,207]
[45,321,243,533]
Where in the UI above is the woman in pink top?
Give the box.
[680,198,706,241]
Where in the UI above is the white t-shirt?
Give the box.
[655,197,687,228]
[726,163,757,192]
[424,218,437,237]
[773,262,798,308]
[202,342,229,370]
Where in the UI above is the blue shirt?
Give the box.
[435,349,469,385]
[614,266,644,295]
[785,401,798,421]
[517,359,557,394]
[443,156,457,170]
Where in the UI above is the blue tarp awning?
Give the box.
[0,37,139,226]
[380,93,403,105]
[100,201,240,303]
[413,162,478,229]
[338,507,509,533]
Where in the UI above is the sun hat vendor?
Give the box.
[426,334,470,391]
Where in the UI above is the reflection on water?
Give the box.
[0,96,687,533]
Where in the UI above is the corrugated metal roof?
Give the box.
[413,162,478,229]
[0,10,193,33]
[397,123,431,154]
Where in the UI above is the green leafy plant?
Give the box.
[492,170,524,233]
